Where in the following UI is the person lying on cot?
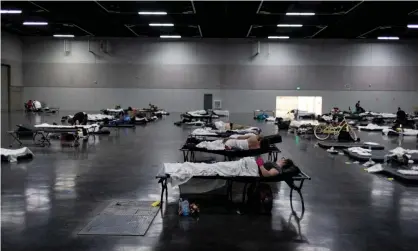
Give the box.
[256,157,295,177]
[196,134,262,150]
[223,134,262,150]
[214,121,248,131]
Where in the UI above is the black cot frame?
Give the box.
[9,125,81,147]
[156,171,311,214]
[180,145,281,162]
[180,113,218,124]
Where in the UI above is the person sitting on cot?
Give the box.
[355,101,365,114]
[392,107,407,131]
[69,112,88,125]
[256,157,295,177]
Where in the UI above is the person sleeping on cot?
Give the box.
[195,134,263,150]
[222,134,262,150]
[256,157,295,177]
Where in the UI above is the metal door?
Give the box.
[204,94,213,110]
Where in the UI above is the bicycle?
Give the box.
[314,116,357,141]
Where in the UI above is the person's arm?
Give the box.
[258,165,280,177]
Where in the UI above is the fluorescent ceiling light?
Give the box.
[0,9,22,14]
[160,35,181,38]
[277,24,303,27]
[138,11,167,15]
[23,22,48,26]
[53,34,74,38]
[377,36,399,40]
[286,12,315,16]
[149,23,174,27]
[268,36,289,39]
[407,24,418,29]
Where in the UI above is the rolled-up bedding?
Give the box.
[357,123,389,131]
[1,147,34,162]
[289,120,319,128]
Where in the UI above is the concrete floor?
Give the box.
[2,111,418,251]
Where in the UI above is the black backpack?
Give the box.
[338,130,356,142]
[246,183,273,214]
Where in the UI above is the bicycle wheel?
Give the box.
[314,124,330,140]
[347,125,358,141]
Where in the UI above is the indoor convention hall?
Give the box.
[1,1,418,251]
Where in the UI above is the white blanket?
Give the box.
[35,123,100,133]
[366,164,383,173]
[389,147,418,159]
[232,127,260,134]
[105,108,124,113]
[135,117,147,122]
[265,116,276,122]
[229,133,256,139]
[187,110,219,118]
[321,115,333,122]
[382,128,418,136]
[192,127,259,136]
[164,157,259,186]
[192,128,217,136]
[214,121,227,131]
[290,120,319,128]
[213,110,229,116]
[359,112,396,118]
[397,170,418,175]
[196,140,225,150]
[358,123,389,131]
[68,114,114,121]
[185,120,206,126]
[347,147,372,156]
[154,110,169,115]
[1,147,34,162]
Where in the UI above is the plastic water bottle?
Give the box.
[181,200,190,216]
[369,145,372,151]
[384,155,388,165]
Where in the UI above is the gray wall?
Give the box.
[1,32,23,87]
[1,32,23,110]
[21,37,418,112]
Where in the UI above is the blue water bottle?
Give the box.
[182,200,190,216]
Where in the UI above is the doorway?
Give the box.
[204,94,213,110]
[276,96,322,118]
[1,64,10,112]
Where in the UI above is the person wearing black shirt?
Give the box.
[256,157,295,177]
[71,112,88,125]
[396,107,406,122]
[355,101,365,113]
[393,107,407,130]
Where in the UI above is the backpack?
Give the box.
[246,183,273,214]
[338,130,354,142]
